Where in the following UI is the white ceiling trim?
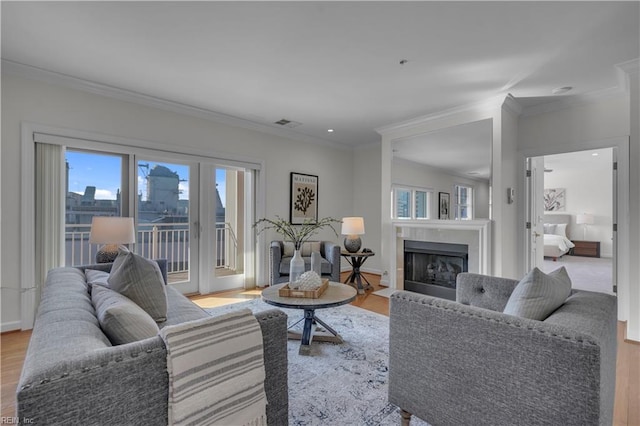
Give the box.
[519,86,629,118]
[375,94,507,137]
[2,59,353,152]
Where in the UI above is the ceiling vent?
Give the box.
[274,118,302,128]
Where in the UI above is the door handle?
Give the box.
[533,231,542,238]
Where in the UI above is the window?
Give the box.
[454,185,473,220]
[393,186,432,220]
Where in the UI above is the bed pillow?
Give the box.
[108,248,168,322]
[92,285,160,345]
[554,223,568,238]
[543,223,557,234]
[503,267,572,320]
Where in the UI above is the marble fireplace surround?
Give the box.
[392,220,492,290]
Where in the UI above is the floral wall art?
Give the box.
[290,172,318,224]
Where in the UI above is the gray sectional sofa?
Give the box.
[389,272,617,426]
[17,261,289,425]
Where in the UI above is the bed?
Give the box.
[543,214,575,261]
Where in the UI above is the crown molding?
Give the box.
[520,86,628,117]
[502,94,523,116]
[2,59,353,151]
[375,93,506,136]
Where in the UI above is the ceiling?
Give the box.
[2,1,638,152]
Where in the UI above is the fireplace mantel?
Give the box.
[391,219,492,290]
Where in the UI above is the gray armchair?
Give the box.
[389,273,617,426]
[269,241,341,285]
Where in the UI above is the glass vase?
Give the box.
[289,249,305,288]
[311,251,322,277]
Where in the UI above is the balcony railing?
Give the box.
[65,222,237,276]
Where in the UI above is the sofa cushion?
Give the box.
[91,285,160,345]
[503,267,572,320]
[108,249,168,322]
[85,269,110,289]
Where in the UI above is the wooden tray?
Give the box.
[279,279,329,298]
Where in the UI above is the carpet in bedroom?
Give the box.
[205,300,429,426]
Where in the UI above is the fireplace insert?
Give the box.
[404,240,468,300]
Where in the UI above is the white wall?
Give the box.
[352,143,382,274]
[544,150,613,257]
[391,158,491,219]
[1,73,355,331]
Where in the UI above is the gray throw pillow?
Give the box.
[91,285,160,345]
[503,267,572,320]
[85,269,110,290]
[108,249,168,322]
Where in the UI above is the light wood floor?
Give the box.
[2,272,638,425]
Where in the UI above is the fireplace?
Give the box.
[404,240,469,300]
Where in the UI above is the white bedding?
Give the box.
[544,234,575,259]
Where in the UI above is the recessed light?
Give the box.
[552,86,573,95]
[327,129,334,133]
[592,152,599,156]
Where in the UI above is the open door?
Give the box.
[525,157,545,271]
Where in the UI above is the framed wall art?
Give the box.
[544,188,566,211]
[290,172,318,224]
[439,192,450,220]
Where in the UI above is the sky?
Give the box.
[66,151,226,206]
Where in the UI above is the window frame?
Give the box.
[454,184,474,220]
[392,185,433,220]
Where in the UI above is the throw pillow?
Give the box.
[108,249,168,322]
[283,242,295,257]
[543,223,557,234]
[85,269,110,289]
[91,285,160,345]
[503,267,572,320]
[301,241,321,256]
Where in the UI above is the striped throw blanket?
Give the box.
[159,309,267,426]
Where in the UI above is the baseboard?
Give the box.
[1,320,22,333]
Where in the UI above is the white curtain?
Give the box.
[35,143,65,296]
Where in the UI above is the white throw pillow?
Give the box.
[543,223,557,234]
[503,267,572,320]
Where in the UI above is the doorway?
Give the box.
[526,148,616,294]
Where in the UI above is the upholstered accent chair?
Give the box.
[389,272,617,426]
[269,240,341,285]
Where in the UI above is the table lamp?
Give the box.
[341,217,365,253]
[89,216,136,263]
[576,213,594,240]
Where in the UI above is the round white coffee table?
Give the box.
[262,282,357,355]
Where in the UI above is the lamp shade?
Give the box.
[341,217,365,235]
[576,214,594,225]
[89,216,136,245]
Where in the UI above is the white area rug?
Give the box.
[206,300,429,426]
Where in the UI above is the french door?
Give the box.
[200,164,254,293]
[135,158,199,294]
